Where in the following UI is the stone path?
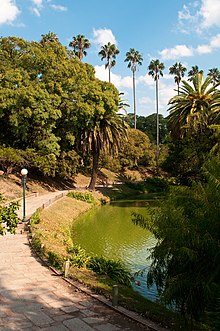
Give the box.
[0,192,167,331]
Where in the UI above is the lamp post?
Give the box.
[21,168,28,222]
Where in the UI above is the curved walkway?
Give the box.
[0,192,167,331]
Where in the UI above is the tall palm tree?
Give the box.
[125,48,143,129]
[69,35,90,61]
[148,59,165,168]
[188,65,203,81]
[207,67,220,87]
[168,73,220,139]
[169,62,187,95]
[98,42,120,83]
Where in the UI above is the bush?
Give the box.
[67,191,97,204]
[88,256,132,286]
[0,195,20,235]
[143,177,169,193]
[47,251,63,270]
[67,245,90,268]
[29,209,41,225]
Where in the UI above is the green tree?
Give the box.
[74,81,128,190]
[119,128,154,168]
[98,42,120,83]
[187,65,203,82]
[69,34,90,61]
[169,62,187,95]
[133,155,220,326]
[0,194,20,235]
[148,59,165,168]
[168,73,220,139]
[207,67,220,87]
[125,49,143,129]
[40,32,60,44]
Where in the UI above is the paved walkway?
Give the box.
[0,192,167,331]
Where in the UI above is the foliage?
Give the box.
[98,42,119,82]
[29,209,41,225]
[169,62,187,94]
[119,128,155,168]
[168,73,220,139]
[0,145,26,175]
[69,34,90,61]
[67,191,97,204]
[133,155,220,326]
[88,256,132,286]
[126,113,168,144]
[0,35,126,184]
[143,177,169,193]
[47,251,64,270]
[67,245,90,267]
[0,194,20,235]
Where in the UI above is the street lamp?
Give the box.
[21,168,28,222]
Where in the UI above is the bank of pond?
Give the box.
[70,199,158,301]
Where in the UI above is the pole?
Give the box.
[22,176,26,222]
[21,168,28,222]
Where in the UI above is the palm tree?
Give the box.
[148,59,165,168]
[69,35,90,61]
[188,65,203,81]
[98,42,120,83]
[169,62,187,95]
[168,73,220,139]
[125,48,143,129]
[207,67,220,87]
[40,32,60,44]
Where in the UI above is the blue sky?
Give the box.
[1,0,220,117]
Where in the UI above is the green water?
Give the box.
[71,200,158,301]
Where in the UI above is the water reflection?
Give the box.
[71,199,158,301]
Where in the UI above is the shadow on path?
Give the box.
[0,231,150,330]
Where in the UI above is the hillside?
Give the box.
[0,171,90,202]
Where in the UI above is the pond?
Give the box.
[70,199,158,301]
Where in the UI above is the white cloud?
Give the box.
[196,33,220,54]
[50,4,67,11]
[138,74,155,87]
[210,33,220,48]
[31,0,43,16]
[160,45,194,60]
[200,0,220,28]
[92,28,117,47]
[0,0,20,25]
[196,44,212,54]
[94,65,132,89]
[178,0,220,33]
[32,0,43,6]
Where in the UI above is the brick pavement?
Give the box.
[0,192,167,331]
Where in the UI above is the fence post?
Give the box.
[112,285,118,307]
[64,259,70,278]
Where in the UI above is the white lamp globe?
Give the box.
[21,168,28,176]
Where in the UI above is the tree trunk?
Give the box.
[156,77,159,170]
[133,70,136,129]
[88,150,99,190]
[109,67,111,83]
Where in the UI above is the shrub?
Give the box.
[67,191,97,204]
[0,196,20,235]
[67,245,90,268]
[29,209,41,225]
[88,256,132,286]
[47,251,63,270]
[143,177,169,193]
